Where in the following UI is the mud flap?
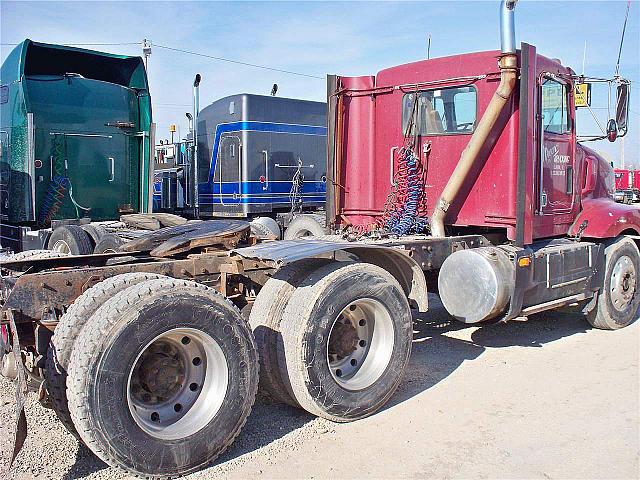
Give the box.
[7,310,28,466]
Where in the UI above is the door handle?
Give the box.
[262,150,269,190]
[108,157,115,182]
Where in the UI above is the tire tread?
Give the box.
[66,278,258,479]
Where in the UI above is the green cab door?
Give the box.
[37,131,138,221]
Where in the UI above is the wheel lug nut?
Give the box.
[181,336,190,345]
[359,340,366,347]
[359,319,366,326]
[151,412,160,422]
[192,357,202,366]
[174,403,183,412]
[189,382,198,391]
[335,369,343,377]
[350,358,357,366]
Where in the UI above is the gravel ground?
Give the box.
[1,296,638,480]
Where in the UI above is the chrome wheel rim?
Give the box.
[127,327,228,440]
[611,255,637,311]
[52,240,71,254]
[326,298,395,391]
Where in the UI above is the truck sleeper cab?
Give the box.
[154,94,327,237]
[0,39,153,254]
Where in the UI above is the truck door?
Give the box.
[538,76,575,216]
[62,132,134,219]
[216,133,241,205]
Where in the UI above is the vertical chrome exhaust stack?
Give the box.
[192,74,201,217]
[500,0,517,54]
[430,0,518,237]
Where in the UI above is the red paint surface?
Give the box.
[569,146,640,237]
[614,169,632,190]
[333,47,640,243]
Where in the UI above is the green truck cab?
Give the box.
[1,39,153,252]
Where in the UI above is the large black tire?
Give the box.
[47,225,93,255]
[586,237,640,330]
[66,278,258,478]
[283,214,326,239]
[93,233,125,253]
[80,224,107,247]
[280,262,413,422]
[249,258,330,405]
[45,272,167,439]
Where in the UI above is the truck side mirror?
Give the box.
[616,82,630,137]
[606,119,618,142]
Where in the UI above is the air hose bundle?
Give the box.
[38,135,90,226]
[381,146,429,235]
[289,159,304,215]
[38,135,70,226]
[347,92,429,239]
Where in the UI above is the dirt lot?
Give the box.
[1,296,638,480]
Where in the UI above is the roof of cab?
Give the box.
[1,39,148,90]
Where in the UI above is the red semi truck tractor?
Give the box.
[1,1,639,478]
[614,168,634,204]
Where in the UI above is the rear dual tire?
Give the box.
[249,258,329,405]
[279,262,413,422]
[46,272,166,439]
[47,225,93,255]
[93,233,125,253]
[283,214,326,239]
[66,278,258,478]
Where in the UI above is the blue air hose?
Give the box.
[384,147,429,235]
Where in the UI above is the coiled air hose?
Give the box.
[38,135,90,226]
[380,146,429,236]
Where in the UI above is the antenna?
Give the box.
[427,34,432,59]
[615,0,631,76]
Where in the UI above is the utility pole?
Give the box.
[142,39,152,72]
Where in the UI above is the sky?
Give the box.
[1,0,639,167]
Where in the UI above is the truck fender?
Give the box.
[569,198,640,238]
[232,239,428,312]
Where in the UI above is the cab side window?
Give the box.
[541,78,571,134]
[402,86,477,136]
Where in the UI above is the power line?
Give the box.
[2,40,325,80]
[153,43,324,80]
[1,42,140,46]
